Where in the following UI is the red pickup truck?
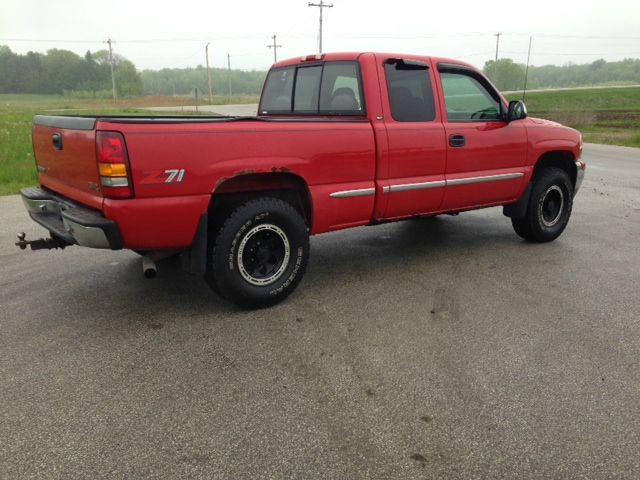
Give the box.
[18,52,585,308]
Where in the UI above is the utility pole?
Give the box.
[494,32,501,62]
[493,32,502,86]
[308,1,333,54]
[205,43,213,104]
[227,53,232,97]
[523,36,533,101]
[267,34,282,64]
[106,37,117,103]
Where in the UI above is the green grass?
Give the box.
[1,89,638,196]
[506,87,640,148]
[0,94,258,195]
[508,86,640,112]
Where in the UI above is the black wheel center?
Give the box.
[242,231,285,280]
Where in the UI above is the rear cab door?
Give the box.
[374,55,447,219]
[434,62,527,210]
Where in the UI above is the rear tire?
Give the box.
[205,197,309,308]
[511,167,573,242]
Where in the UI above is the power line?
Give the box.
[3,32,640,44]
[0,38,103,43]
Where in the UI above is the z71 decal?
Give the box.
[140,169,186,185]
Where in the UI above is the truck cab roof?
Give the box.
[272,52,476,70]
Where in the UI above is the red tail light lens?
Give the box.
[96,131,133,199]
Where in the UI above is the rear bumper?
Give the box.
[20,187,123,249]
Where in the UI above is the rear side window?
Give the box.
[384,61,436,122]
[319,62,363,114]
[260,67,295,112]
[260,61,365,115]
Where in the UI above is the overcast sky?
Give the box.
[2,0,639,71]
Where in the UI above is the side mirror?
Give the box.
[507,100,528,122]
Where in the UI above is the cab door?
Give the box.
[435,64,527,211]
[376,56,447,219]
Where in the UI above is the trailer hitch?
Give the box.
[15,232,69,251]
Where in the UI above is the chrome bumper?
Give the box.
[20,187,122,250]
[574,160,585,196]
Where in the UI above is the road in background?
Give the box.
[147,104,258,116]
[0,144,638,479]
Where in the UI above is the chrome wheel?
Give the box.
[540,185,564,227]
[237,223,290,286]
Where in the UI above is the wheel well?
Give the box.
[208,172,312,231]
[533,151,577,186]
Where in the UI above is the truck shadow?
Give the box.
[149,214,510,299]
[44,213,518,328]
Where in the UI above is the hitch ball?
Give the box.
[15,232,27,250]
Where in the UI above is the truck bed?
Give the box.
[31,113,377,248]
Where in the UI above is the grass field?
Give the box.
[0,88,638,196]
[505,87,640,148]
[0,94,258,195]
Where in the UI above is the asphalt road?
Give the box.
[1,143,639,479]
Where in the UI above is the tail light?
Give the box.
[96,131,133,198]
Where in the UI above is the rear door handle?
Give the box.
[448,134,465,148]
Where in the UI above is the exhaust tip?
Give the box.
[142,256,157,279]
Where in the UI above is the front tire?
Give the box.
[511,167,574,242]
[206,197,309,308]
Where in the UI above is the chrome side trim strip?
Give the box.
[446,172,524,187]
[329,188,376,198]
[382,180,445,193]
[334,173,524,198]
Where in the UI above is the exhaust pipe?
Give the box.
[142,256,157,278]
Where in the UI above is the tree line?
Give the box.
[141,66,266,97]
[0,45,143,97]
[483,57,640,91]
[1,45,639,97]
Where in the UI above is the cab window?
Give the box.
[260,61,365,115]
[260,67,295,112]
[439,72,501,121]
[384,60,436,122]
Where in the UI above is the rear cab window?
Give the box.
[384,59,436,122]
[260,61,365,116]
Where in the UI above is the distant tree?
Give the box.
[0,45,20,91]
[141,66,267,96]
[0,45,144,96]
[483,59,526,91]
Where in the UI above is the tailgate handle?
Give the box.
[52,133,63,150]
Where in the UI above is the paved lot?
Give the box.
[1,143,639,479]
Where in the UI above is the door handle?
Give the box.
[448,134,465,148]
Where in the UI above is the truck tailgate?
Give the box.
[32,115,103,210]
